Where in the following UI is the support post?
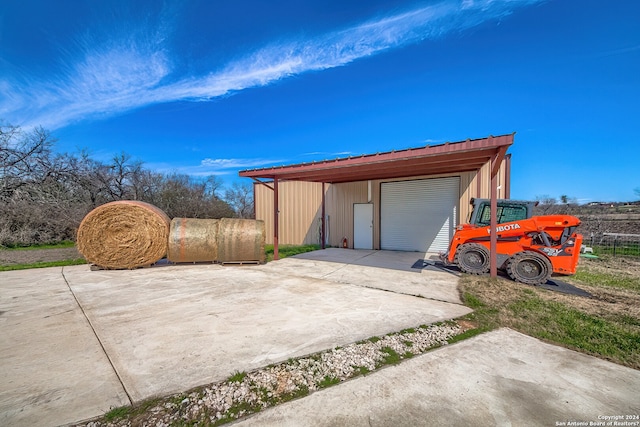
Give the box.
[490,172,498,278]
[489,145,508,278]
[321,182,326,249]
[273,177,279,260]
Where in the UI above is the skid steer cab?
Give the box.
[441,199,583,285]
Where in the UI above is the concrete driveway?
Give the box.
[235,328,640,427]
[0,249,469,427]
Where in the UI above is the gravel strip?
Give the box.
[76,322,463,427]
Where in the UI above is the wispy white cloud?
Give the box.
[584,44,640,59]
[148,157,286,177]
[1,0,542,130]
[302,151,353,157]
[199,158,284,170]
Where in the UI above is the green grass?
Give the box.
[446,327,486,344]
[507,296,639,366]
[317,375,340,388]
[354,366,370,376]
[0,258,87,271]
[573,269,640,292]
[462,292,485,309]
[379,346,401,366]
[215,401,262,426]
[459,274,640,369]
[264,244,320,261]
[0,240,76,250]
[103,398,164,424]
[591,244,640,257]
[460,290,500,331]
[227,371,247,383]
[278,385,310,403]
[104,405,131,422]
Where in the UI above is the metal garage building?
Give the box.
[239,134,513,260]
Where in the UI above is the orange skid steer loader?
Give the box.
[441,200,583,285]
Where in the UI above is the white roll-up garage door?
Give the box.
[381,177,459,252]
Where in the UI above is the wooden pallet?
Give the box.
[89,263,155,271]
[220,260,262,266]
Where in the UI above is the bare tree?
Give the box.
[0,125,92,245]
[0,123,238,246]
[534,195,558,215]
[95,152,144,201]
[131,169,164,203]
[224,182,255,218]
[534,194,580,215]
[204,175,225,199]
[153,174,235,219]
[1,124,57,199]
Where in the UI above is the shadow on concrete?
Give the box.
[292,248,429,273]
[411,258,592,297]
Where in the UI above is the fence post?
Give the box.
[613,235,617,257]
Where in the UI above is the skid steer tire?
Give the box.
[506,251,552,285]
[454,243,490,275]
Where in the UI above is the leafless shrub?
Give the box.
[0,123,242,246]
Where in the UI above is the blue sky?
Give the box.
[1,0,638,202]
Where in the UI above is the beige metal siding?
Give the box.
[475,161,508,199]
[458,171,476,225]
[251,157,509,249]
[254,181,326,245]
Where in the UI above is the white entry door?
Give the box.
[354,203,374,249]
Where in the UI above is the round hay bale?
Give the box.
[77,201,170,269]
[217,218,265,263]
[167,218,219,263]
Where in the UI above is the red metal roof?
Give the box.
[239,134,514,183]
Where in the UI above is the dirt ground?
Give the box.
[0,247,83,266]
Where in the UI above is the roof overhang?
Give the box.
[239,134,514,183]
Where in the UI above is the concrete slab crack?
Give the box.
[61,267,134,406]
[350,282,462,305]
[318,250,387,279]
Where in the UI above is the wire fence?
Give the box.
[583,233,640,257]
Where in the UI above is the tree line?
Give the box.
[533,194,640,237]
[0,124,254,247]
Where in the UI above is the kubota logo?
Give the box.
[487,223,521,234]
